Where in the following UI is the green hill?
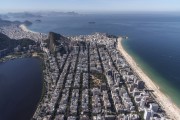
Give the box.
[0,33,36,51]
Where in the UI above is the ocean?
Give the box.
[5,13,180,107]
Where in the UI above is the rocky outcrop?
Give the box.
[46,32,71,54]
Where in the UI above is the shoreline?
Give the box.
[19,24,38,34]
[117,37,180,120]
[33,55,47,118]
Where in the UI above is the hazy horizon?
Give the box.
[1,0,180,13]
[1,11,180,15]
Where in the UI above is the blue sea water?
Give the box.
[7,13,180,107]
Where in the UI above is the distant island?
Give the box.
[6,12,42,18]
[40,11,79,16]
[0,11,79,20]
[35,19,42,23]
[88,21,96,24]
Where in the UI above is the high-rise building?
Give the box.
[150,103,159,112]
[140,96,146,109]
[144,109,151,120]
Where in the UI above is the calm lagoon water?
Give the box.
[0,58,43,120]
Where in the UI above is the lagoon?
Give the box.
[0,58,43,120]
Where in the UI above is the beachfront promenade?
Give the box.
[0,24,47,41]
[117,37,180,120]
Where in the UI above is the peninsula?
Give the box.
[0,20,179,120]
[33,32,179,120]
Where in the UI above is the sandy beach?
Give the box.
[117,37,180,120]
[19,24,38,34]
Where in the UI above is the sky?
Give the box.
[0,0,180,13]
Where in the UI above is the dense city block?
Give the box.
[33,33,168,120]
